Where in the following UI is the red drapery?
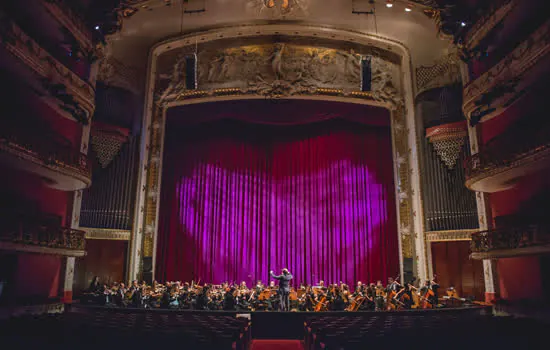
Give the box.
[157,101,399,287]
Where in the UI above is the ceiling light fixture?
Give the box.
[461,21,467,27]
[386,1,393,8]
[405,4,413,12]
[95,25,100,30]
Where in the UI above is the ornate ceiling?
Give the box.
[95,0,459,75]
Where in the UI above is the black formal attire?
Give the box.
[270,271,293,311]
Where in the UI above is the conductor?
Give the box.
[270,268,293,311]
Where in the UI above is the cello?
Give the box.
[385,274,400,310]
[420,282,435,309]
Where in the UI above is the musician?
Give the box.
[386,277,400,292]
[88,276,102,294]
[365,283,376,310]
[420,280,436,307]
[223,287,236,310]
[115,282,127,307]
[129,280,143,308]
[430,277,440,305]
[353,281,364,297]
[330,285,346,311]
[195,285,210,310]
[301,286,315,311]
[270,268,293,311]
[374,280,385,311]
[255,281,264,294]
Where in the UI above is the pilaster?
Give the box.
[468,123,499,302]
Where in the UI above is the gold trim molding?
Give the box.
[82,227,131,241]
[41,0,93,52]
[463,0,516,51]
[131,25,421,281]
[0,19,96,121]
[463,19,550,120]
[471,245,550,260]
[425,230,474,242]
[0,139,92,190]
[0,242,86,257]
[465,144,550,193]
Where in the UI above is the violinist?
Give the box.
[115,282,127,307]
[129,280,143,308]
[254,281,264,294]
[239,281,248,291]
[353,281,364,297]
[300,285,315,311]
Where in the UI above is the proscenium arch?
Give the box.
[131,24,428,284]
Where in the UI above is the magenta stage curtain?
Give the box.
[157,109,398,287]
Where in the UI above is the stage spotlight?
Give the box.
[386,1,393,8]
[461,21,467,27]
[95,25,100,30]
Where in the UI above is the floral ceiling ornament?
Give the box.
[425,121,468,169]
[246,0,310,17]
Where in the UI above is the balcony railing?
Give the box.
[41,0,93,52]
[0,125,91,179]
[463,19,550,121]
[471,225,550,258]
[0,224,86,252]
[0,18,95,122]
[464,120,550,180]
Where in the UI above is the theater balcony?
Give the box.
[0,17,95,124]
[39,0,94,56]
[0,122,92,191]
[464,117,550,193]
[0,222,86,257]
[470,225,550,260]
[462,18,550,125]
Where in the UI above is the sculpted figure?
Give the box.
[158,56,187,102]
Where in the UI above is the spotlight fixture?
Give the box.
[386,1,393,8]
[95,25,100,30]
[460,22,467,27]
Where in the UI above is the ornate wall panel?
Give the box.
[131,26,421,283]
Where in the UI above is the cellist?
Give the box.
[419,280,435,309]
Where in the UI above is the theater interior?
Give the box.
[0,0,549,349]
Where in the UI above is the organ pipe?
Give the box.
[80,136,139,229]
[418,86,477,232]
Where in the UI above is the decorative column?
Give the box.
[61,257,76,303]
[63,121,91,302]
[468,123,499,302]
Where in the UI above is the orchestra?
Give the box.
[82,273,464,311]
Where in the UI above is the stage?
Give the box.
[71,303,492,339]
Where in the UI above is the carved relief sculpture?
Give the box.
[157,43,401,107]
